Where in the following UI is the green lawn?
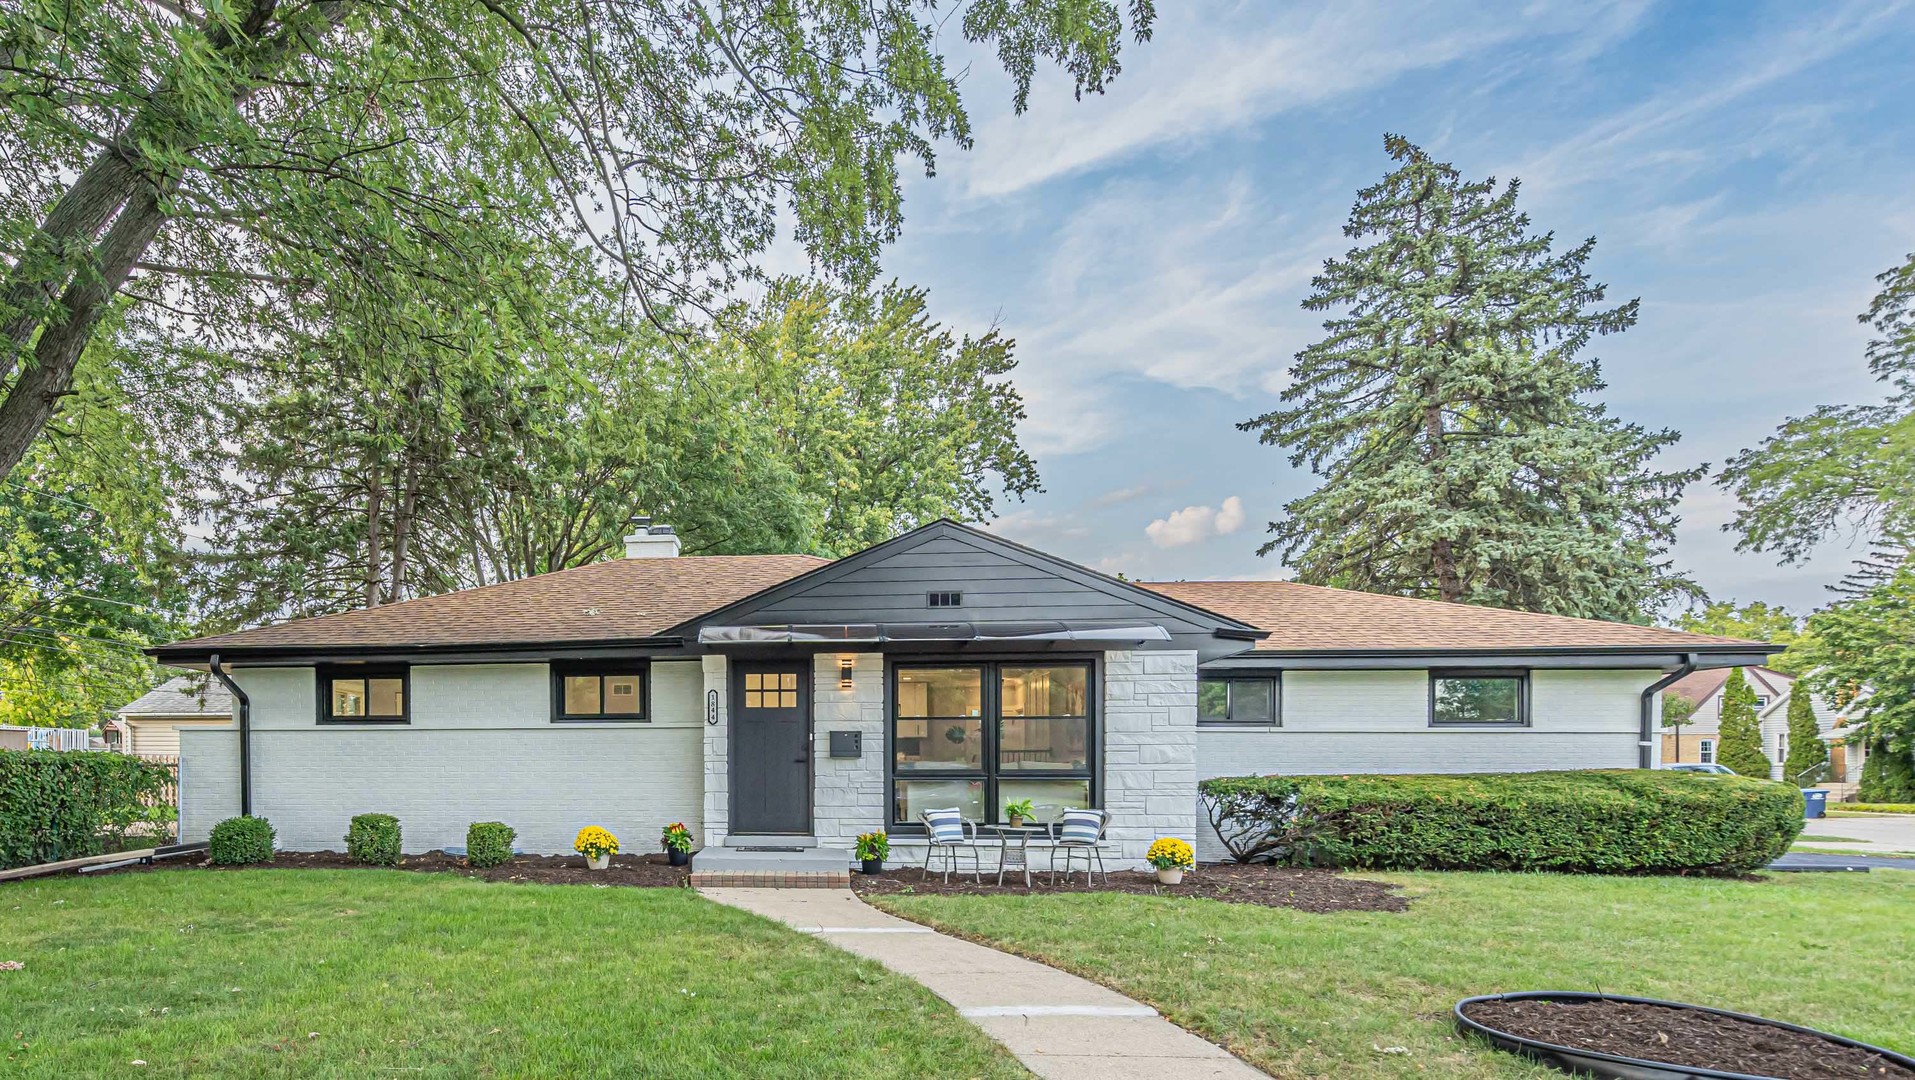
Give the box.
[0,870,1025,1079]
[870,871,1915,1079]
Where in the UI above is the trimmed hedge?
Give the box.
[346,813,402,866]
[209,816,275,865]
[1201,770,1804,876]
[1830,802,1915,814]
[0,750,175,869]
[466,821,516,868]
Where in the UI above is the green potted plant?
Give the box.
[1003,798,1036,828]
[661,822,694,866]
[574,826,619,870]
[855,831,889,875]
[1146,837,1194,885]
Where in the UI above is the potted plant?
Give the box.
[1003,798,1036,828]
[574,826,619,870]
[855,831,889,875]
[1146,837,1194,885]
[661,822,694,866]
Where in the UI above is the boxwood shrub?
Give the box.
[465,821,516,868]
[0,750,175,869]
[209,815,275,865]
[1201,770,1804,876]
[346,813,402,866]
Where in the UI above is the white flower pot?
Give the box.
[586,853,610,870]
[1155,867,1185,885]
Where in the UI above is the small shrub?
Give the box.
[855,831,889,863]
[209,816,275,865]
[1831,802,1915,814]
[346,813,402,866]
[1858,741,1915,803]
[1197,775,1304,862]
[1203,770,1803,876]
[1145,837,1194,871]
[465,822,516,868]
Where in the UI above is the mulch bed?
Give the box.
[88,850,692,887]
[1463,997,1915,1080]
[851,863,1408,913]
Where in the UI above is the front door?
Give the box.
[732,662,811,835]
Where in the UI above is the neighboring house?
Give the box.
[149,520,1772,868]
[1659,667,1860,784]
[114,675,235,759]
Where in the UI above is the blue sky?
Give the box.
[874,0,1915,614]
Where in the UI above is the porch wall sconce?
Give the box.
[838,656,856,690]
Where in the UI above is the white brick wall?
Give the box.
[1103,649,1199,866]
[178,662,706,855]
[810,652,886,849]
[1192,667,1661,860]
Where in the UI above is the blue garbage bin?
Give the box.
[1802,789,1828,819]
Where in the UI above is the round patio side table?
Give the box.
[980,824,1052,887]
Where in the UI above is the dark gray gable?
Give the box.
[671,520,1261,659]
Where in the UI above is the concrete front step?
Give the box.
[695,845,852,873]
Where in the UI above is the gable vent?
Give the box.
[927,591,963,608]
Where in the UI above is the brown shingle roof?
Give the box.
[1136,580,1765,652]
[161,555,828,653]
[1665,666,1792,705]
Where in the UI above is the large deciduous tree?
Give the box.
[1719,252,1915,589]
[1240,136,1700,621]
[1714,667,1769,779]
[0,0,1155,474]
[1791,564,1915,766]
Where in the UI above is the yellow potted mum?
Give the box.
[1145,837,1194,885]
[574,826,620,870]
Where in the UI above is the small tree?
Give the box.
[1661,693,1698,760]
[1782,688,1829,784]
[1716,668,1771,778]
[1859,739,1915,802]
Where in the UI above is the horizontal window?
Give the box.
[553,664,648,722]
[1430,670,1527,726]
[318,666,408,724]
[1198,677,1278,725]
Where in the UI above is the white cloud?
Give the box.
[1145,496,1245,549]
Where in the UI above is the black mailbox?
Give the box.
[828,730,862,758]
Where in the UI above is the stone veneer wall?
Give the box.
[810,652,886,850]
[701,654,730,846]
[1101,649,1199,865]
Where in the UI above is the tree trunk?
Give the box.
[0,152,140,381]
[1421,397,1462,603]
[363,462,384,608]
[385,457,421,604]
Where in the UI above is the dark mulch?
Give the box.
[1463,997,1915,1080]
[850,863,1408,913]
[87,850,691,887]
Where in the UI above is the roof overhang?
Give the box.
[1203,645,1777,672]
[698,621,1174,646]
[147,636,685,668]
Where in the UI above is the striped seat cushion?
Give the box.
[923,807,966,844]
[1056,808,1104,845]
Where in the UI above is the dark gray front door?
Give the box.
[732,663,811,835]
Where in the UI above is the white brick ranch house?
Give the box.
[150,520,1775,868]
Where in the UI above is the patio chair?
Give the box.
[1049,808,1110,885]
[920,807,983,883]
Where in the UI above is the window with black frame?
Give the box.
[891,661,1093,827]
[552,664,648,722]
[1429,669,1527,726]
[317,665,409,723]
[1198,676,1278,725]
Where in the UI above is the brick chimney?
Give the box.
[623,517,682,558]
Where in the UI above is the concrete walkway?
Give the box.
[699,887,1265,1079]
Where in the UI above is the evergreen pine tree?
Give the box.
[1782,685,1828,785]
[1716,668,1770,778]
[1241,136,1702,621]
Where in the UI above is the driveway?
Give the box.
[1799,813,1915,855]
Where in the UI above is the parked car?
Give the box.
[1664,763,1736,776]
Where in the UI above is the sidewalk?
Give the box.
[698,887,1266,1079]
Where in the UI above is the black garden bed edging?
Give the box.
[1455,991,1915,1080]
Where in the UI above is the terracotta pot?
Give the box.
[1155,867,1184,885]
[586,853,610,870]
[1007,814,1026,828]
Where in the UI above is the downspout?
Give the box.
[1638,653,1696,769]
[207,653,252,816]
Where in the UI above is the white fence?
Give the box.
[0,726,94,751]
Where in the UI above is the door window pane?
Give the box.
[1432,675,1524,725]
[895,718,982,771]
[897,668,982,717]
[331,679,367,717]
[999,717,1088,770]
[896,779,984,823]
[564,676,601,715]
[1000,666,1087,717]
[997,779,1090,822]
